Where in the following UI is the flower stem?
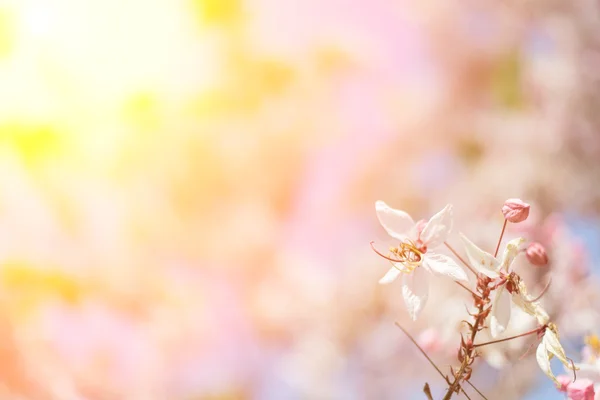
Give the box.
[525,277,552,303]
[494,219,507,257]
[454,280,480,298]
[465,380,489,400]
[394,322,447,382]
[473,327,541,348]
[444,242,478,276]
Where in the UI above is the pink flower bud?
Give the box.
[502,198,530,223]
[526,242,549,266]
[567,378,595,400]
[556,375,571,392]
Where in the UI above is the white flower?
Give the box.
[375,201,468,320]
[536,323,575,386]
[460,234,543,337]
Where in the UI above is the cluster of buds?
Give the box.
[372,198,576,399]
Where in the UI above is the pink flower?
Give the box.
[556,375,571,392]
[374,201,468,320]
[567,379,595,400]
[526,242,549,266]
[502,198,531,223]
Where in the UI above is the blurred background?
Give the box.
[0,0,598,399]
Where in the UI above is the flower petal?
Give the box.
[536,341,558,386]
[500,237,525,271]
[490,285,511,338]
[420,204,453,248]
[402,267,429,321]
[510,285,549,325]
[379,267,401,284]
[534,306,550,326]
[511,292,539,317]
[375,201,415,241]
[422,252,468,281]
[459,233,500,278]
[544,329,570,368]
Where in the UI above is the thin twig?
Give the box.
[518,341,537,360]
[455,281,480,298]
[473,327,542,348]
[394,322,447,382]
[525,277,552,303]
[465,380,489,400]
[444,242,478,276]
[460,387,473,399]
[494,219,507,257]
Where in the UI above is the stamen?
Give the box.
[370,241,423,272]
[370,241,405,263]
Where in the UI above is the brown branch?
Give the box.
[442,274,494,399]
[443,362,468,400]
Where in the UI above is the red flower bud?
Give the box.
[502,198,530,223]
[526,242,549,266]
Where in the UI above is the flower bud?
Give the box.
[566,378,595,400]
[526,242,549,266]
[502,198,530,223]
